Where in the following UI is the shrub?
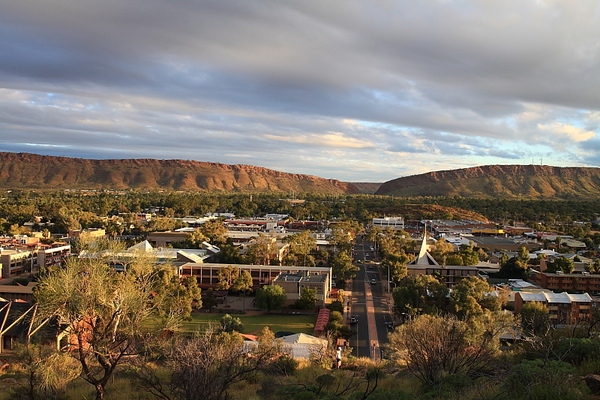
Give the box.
[503,359,589,400]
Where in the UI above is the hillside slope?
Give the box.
[376,165,600,199]
[0,153,360,194]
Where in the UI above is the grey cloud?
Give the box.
[1,0,599,181]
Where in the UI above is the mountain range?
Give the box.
[1,152,599,200]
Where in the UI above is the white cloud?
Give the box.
[537,122,596,142]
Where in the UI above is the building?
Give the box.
[530,270,600,294]
[273,271,330,302]
[1,249,36,278]
[68,228,106,239]
[372,217,405,230]
[0,283,37,302]
[37,242,71,271]
[407,232,480,287]
[514,291,594,325]
[146,231,190,247]
[178,263,332,294]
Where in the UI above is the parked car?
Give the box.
[371,278,376,285]
[350,316,358,324]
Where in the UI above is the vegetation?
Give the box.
[4,187,600,399]
[33,242,190,399]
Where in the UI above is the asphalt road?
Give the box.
[350,237,394,359]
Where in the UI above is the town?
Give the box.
[1,190,600,398]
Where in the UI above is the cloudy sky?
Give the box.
[1,0,600,182]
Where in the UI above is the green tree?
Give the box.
[10,343,81,400]
[546,256,575,274]
[282,230,317,267]
[498,256,528,279]
[34,249,182,400]
[450,276,501,319]
[244,233,277,265]
[520,301,550,336]
[220,314,243,333]
[392,275,448,318]
[294,287,317,310]
[232,270,253,312]
[202,288,219,312]
[381,251,411,282]
[153,274,202,321]
[256,284,287,314]
[331,251,359,283]
[199,219,228,245]
[430,238,454,265]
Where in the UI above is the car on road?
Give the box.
[370,278,376,285]
[350,316,358,324]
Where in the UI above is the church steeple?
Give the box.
[410,223,439,266]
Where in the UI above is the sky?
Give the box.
[1,0,600,182]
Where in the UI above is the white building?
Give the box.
[372,217,404,230]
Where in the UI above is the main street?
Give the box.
[349,236,394,359]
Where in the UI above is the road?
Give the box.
[349,236,394,360]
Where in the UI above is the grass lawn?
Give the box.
[179,312,316,335]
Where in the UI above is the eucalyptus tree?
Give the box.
[34,240,188,400]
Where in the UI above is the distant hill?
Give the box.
[376,164,600,199]
[350,182,382,194]
[0,153,360,194]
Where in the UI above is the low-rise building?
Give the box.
[372,217,405,230]
[273,271,330,302]
[178,263,332,295]
[514,291,594,325]
[1,249,36,278]
[530,269,600,294]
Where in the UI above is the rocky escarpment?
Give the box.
[0,152,360,194]
[376,165,600,199]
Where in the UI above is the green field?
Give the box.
[179,312,316,335]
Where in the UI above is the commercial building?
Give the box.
[372,217,405,230]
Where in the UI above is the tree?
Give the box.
[181,229,209,249]
[498,256,528,279]
[198,219,228,245]
[137,326,281,400]
[244,233,277,265]
[215,265,240,306]
[546,256,575,274]
[220,314,243,333]
[202,288,219,312]
[392,275,448,318]
[388,314,499,385]
[10,343,81,400]
[520,301,550,336]
[282,230,317,266]
[232,270,253,312]
[256,284,287,314]
[378,228,414,258]
[331,251,359,284]
[430,238,454,265]
[34,247,183,400]
[153,274,202,321]
[294,287,317,310]
[381,251,411,282]
[329,220,360,254]
[450,276,501,319]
